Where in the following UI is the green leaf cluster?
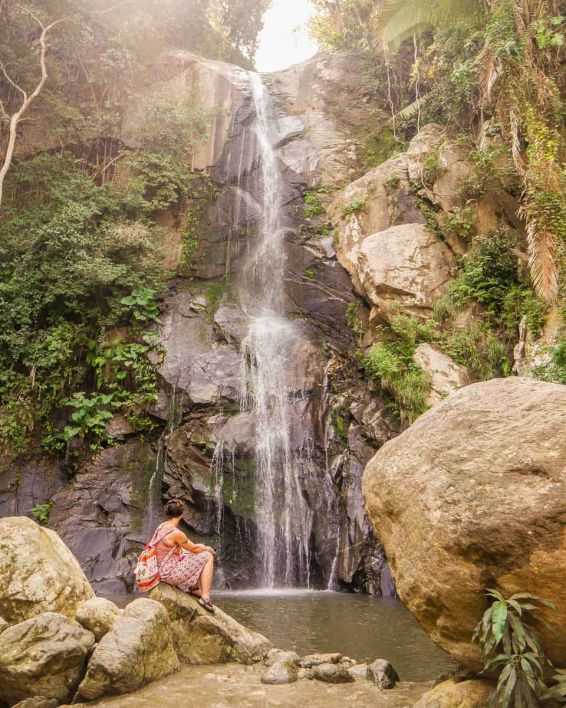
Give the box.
[30,502,54,527]
[474,589,565,707]
[361,314,434,422]
[342,197,367,217]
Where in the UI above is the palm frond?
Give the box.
[377,0,483,47]
[520,204,559,304]
[387,91,434,125]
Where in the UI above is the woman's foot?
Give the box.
[197,596,215,613]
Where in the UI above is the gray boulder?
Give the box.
[75,597,121,642]
[75,598,180,701]
[265,648,300,666]
[261,660,299,685]
[348,663,370,680]
[298,652,342,668]
[149,583,271,664]
[0,612,95,705]
[312,662,355,684]
[367,659,399,689]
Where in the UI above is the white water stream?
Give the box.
[238,73,312,588]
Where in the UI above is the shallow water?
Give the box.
[215,590,455,682]
[91,664,433,708]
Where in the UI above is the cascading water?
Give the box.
[237,73,312,588]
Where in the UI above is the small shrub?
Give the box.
[384,172,401,190]
[422,151,441,186]
[342,197,367,217]
[362,344,431,422]
[532,336,566,385]
[442,323,509,379]
[304,191,326,219]
[120,286,160,323]
[443,206,477,242]
[361,314,435,422]
[60,392,117,445]
[450,230,519,316]
[346,301,364,339]
[501,286,546,338]
[474,589,561,707]
[30,501,54,526]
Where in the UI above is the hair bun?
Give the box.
[164,499,184,518]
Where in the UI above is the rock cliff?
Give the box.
[0,51,396,595]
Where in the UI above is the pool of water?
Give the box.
[103,589,455,682]
[215,590,455,682]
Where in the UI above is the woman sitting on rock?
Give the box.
[152,498,216,613]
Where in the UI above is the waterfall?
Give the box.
[237,73,312,588]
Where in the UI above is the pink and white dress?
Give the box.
[152,523,210,592]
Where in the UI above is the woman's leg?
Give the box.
[198,553,214,600]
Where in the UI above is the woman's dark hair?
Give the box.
[164,499,184,518]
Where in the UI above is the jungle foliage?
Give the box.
[310,0,566,304]
[0,0,269,458]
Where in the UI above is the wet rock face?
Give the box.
[363,377,566,668]
[0,51,397,596]
[153,271,396,592]
[49,442,157,594]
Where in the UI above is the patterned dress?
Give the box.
[153,523,210,592]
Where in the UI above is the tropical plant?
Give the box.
[374,0,566,304]
[30,501,54,526]
[479,0,565,304]
[361,313,434,421]
[473,589,559,707]
[377,0,484,48]
[542,668,566,705]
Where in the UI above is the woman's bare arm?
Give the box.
[170,529,215,554]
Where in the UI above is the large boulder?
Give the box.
[354,224,456,320]
[332,218,455,322]
[149,583,271,664]
[0,612,95,705]
[75,598,180,701]
[0,517,94,626]
[75,597,122,642]
[413,679,495,707]
[363,377,566,668]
